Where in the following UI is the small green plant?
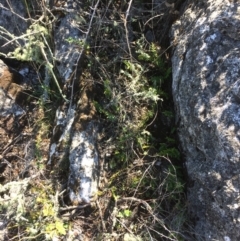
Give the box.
[9,23,49,63]
[164,166,185,194]
[6,17,67,102]
[66,37,90,51]
[120,60,160,103]
[117,209,132,218]
[94,100,117,121]
[26,183,68,239]
[159,144,180,160]
[103,79,112,99]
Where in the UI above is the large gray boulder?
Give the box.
[171,0,240,240]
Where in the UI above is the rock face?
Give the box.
[171,0,240,240]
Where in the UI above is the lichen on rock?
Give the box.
[171,0,240,240]
[68,122,99,204]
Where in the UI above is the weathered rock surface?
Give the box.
[0,0,30,54]
[68,121,99,204]
[171,0,240,240]
[53,0,86,83]
[50,0,100,204]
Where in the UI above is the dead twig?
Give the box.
[96,199,107,232]
[1,133,23,157]
[59,204,90,211]
[123,0,133,60]
[117,196,153,214]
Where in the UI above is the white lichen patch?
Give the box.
[59,108,75,143]
[206,56,213,65]
[224,236,231,241]
[68,122,99,204]
[48,107,75,165]
[48,143,57,165]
